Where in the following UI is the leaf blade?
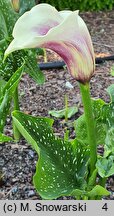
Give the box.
[12,111,89,199]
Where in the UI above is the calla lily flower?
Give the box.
[5,3,95,83]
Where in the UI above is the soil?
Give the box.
[0,11,114,200]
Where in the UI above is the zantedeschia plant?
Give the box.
[5,3,114,200]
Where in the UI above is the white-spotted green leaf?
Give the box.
[24,49,45,85]
[102,84,114,157]
[12,111,89,199]
[107,84,114,102]
[0,133,13,143]
[19,0,36,15]
[104,127,114,157]
[2,62,24,96]
[49,106,78,119]
[0,0,43,85]
[0,0,20,81]
[0,64,24,132]
[0,79,6,97]
[74,98,106,145]
[0,10,8,39]
[0,93,11,132]
[0,0,18,37]
[96,156,114,178]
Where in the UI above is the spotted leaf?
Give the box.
[96,156,114,178]
[19,0,36,15]
[12,111,89,199]
[24,49,45,85]
[107,84,114,103]
[0,79,6,97]
[0,93,11,132]
[74,98,106,145]
[0,0,18,37]
[0,64,24,132]
[102,84,114,157]
[0,0,43,84]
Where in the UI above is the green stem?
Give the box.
[83,196,88,200]
[76,196,81,200]
[43,48,47,63]
[13,87,21,140]
[65,94,68,123]
[64,128,69,142]
[99,177,107,188]
[79,82,97,175]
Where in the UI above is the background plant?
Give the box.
[0,0,45,140]
[39,0,114,11]
[49,82,78,141]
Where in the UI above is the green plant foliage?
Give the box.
[0,0,45,84]
[0,0,19,80]
[0,133,13,143]
[102,84,114,157]
[87,169,98,189]
[0,79,6,96]
[0,0,45,139]
[12,111,90,199]
[87,185,109,197]
[74,98,106,145]
[0,64,24,132]
[49,106,78,119]
[0,0,18,38]
[74,85,114,150]
[110,65,114,76]
[106,84,114,102]
[19,0,36,15]
[24,50,45,85]
[96,156,114,178]
[39,0,114,11]
[71,185,109,198]
[95,85,114,179]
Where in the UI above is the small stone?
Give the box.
[28,190,35,197]
[0,192,4,199]
[0,158,5,166]
[28,150,34,158]
[111,186,114,192]
[63,196,67,200]
[0,146,3,151]
[11,186,18,194]
[24,186,29,191]
[109,178,114,186]
[65,81,74,89]
[12,178,18,183]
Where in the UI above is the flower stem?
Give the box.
[13,87,21,140]
[99,177,107,188]
[79,82,97,175]
[65,94,68,123]
[43,48,47,63]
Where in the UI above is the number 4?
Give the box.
[102,203,108,211]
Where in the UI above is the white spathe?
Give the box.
[5,3,95,83]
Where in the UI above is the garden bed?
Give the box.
[0,10,114,200]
